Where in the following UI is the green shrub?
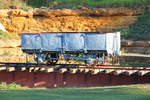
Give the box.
[0,0,11,9]
[27,0,150,9]
[0,82,8,89]
[0,82,22,90]
[20,1,32,11]
[119,27,130,39]
[0,0,150,10]
[0,0,31,10]
[8,83,22,89]
[27,0,51,8]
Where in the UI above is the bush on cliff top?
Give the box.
[1,0,150,9]
[0,0,31,11]
[27,0,150,9]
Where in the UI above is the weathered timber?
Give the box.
[105,69,114,74]
[21,67,26,71]
[40,67,46,72]
[145,67,150,70]
[29,67,34,73]
[0,67,6,71]
[70,68,78,74]
[45,68,54,73]
[6,67,15,72]
[99,69,105,72]
[114,70,126,75]
[126,70,138,76]
[59,68,67,73]
[79,68,85,73]
[135,67,144,69]
[138,70,150,76]
[91,69,99,75]
[84,69,90,74]
[34,67,39,72]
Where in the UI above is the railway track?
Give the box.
[0,62,150,76]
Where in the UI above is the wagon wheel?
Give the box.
[47,59,58,65]
[46,53,59,65]
[93,59,98,66]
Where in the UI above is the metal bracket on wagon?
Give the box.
[35,53,48,63]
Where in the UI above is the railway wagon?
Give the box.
[21,32,121,65]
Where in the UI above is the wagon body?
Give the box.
[21,32,121,64]
[22,32,120,55]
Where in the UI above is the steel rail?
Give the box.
[0,62,150,70]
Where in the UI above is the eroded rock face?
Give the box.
[0,7,149,18]
[33,8,46,16]
[33,7,147,17]
[11,9,33,18]
[11,10,28,17]
[96,7,146,16]
[121,40,150,54]
[0,16,138,35]
[0,40,21,48]
[0,10,12,18]
[0,9,33,18]
[121,47,150,54]
[0,7,147,35]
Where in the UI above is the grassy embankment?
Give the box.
[0,84,150,100]
[28,0,150,8]
[119,12,150,40]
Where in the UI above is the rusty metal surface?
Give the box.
[0,71,150,88]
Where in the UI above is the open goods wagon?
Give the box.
[21,32,121,65]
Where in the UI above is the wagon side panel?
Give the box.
[21,34,41,51]
[85,34,106,51]
[41,34,61,51]
[63,33,84,52]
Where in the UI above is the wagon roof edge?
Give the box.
[21,31,120,34]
